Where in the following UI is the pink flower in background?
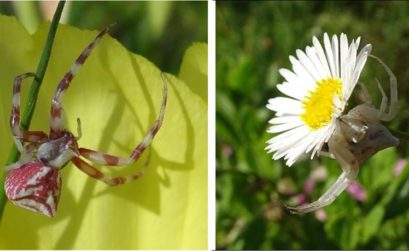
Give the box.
[303,178,315,195]
[393,159,406,176]
[222,143,233,157]
[314,209,327,222]
[297,194,308,205]
[347,181,367,202]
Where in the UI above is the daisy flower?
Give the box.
[266,33,372,166]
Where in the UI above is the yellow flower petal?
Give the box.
[0,15,207,249]
[179,42,208,101]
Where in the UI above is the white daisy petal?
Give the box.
[348,40,357,72]
[331,35,339,78]
[268,115,300,125]
[279,68,313,91]
[340,33,349,86]
[296,49,321,81]
[356,43,372,62]
[305,46,329,79]
[354,44,372,76]
[289,56,317,83]
[311,122,336,157]
[355,36,361,49]
[316,123,337,156]
[312,36,331,77]
[279,68,298,83]
[324,33,336,77]
[344,42,372,100]
[349,52,368,95]
[266,33,371,167]
[273,128,311,160]
[267,120,303,133]
[306,129,325,153]
[266,126,308,151]
[267,97,303,115]
[276,82,305,100]
[283,132,317,165]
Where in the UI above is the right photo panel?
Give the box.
[216,2,409,249]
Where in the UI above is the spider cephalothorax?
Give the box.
[36,131,79,168]
[5,25,168,217]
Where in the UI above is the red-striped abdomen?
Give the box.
[5,161,61,217]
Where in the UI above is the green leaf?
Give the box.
[0,15,207,249]
[324,199,363,250]
[361,206,384,244]
[383,162,409,220]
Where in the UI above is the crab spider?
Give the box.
[4,26,168,217]
[287,55,399,214]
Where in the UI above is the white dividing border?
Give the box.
[208,0,216,250]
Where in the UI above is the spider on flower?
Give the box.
[4,25,168,217]
[266,33,398,214]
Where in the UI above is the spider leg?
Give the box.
[369,55,397,121]
[317,150,335,159]
[5,153,33,172]
[6,140,41,172]
[286,126,359,214]
[75,118,82,140]
[71,148,151,186]
[49,25,113,138]
[78,73,168,166]
[357,81,372,104]
[10,73,48,149]
[11,73,35,138]
[286,172,352,214]
[374,77,388,116]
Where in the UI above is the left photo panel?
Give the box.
[0,1,207,249]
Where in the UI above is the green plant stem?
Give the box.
[0,0,65,221]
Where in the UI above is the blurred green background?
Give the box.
[216,2,409,250]
[0,1,207,75]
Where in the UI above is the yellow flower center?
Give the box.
[300,78,342,130]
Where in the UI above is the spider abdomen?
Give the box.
[348,122,399,163]
[5,161,61,217]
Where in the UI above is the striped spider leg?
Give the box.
[5,25,168,217]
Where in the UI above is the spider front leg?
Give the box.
[49,25,113,138]
[7,73,49,172]
[369,54,397,121]
[72,147,151,186]
[351,55,397,122]
[78,73,168,168]
[286,125,359,214]
[10,73,49,149]
[11,72,35,139]
[73,74,167,185]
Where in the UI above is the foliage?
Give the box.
[0,2,207,75]
[216,2,409,250]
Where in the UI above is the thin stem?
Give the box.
[0,0,66,220]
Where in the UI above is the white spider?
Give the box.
[286,55,399,214]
